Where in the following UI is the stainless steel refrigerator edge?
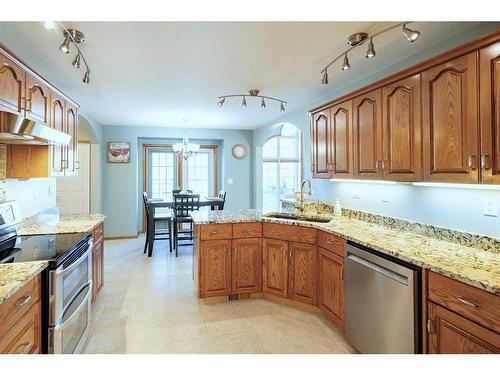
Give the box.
[344,242,420,354]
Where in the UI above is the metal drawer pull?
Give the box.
[17,341,33,354]
[325,240,333,245]
[244,229,251,233]
[211,231,218,235]
[16,295,32,308]
[457,296,480,308]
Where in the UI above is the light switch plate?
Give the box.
[227,178,234,185]
[49,186,56,197]
[483,198,498,217]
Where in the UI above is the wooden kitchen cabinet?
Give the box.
[288,241,317,305]
[49,92,66,177]
[311,109,332,178]
[199,239,232,297]
[427,302,500,354]
[91,222,105,303]
[422,52,479,183]
[330,100,353,178]
[25,74,49,124]
[262,238,289,297]
[0,51,24,115]
[382,74,422,181]
[479,41,500,184]
[353,89,383,180]
[318,247,344,327]
[232,238,262,294]
[65,103,79,176]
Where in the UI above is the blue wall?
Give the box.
[101,125,253,237]
[253,23,500,238]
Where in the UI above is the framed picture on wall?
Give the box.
[107,142,131,163]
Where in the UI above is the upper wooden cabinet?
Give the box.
[65,103,79,176]
[25,75,49,124]
[479,41,500,184]
[0,52,24,115]
[422,52,479,183]
[353,89,383,180]
[382,74,422,181]
[330,100,353,178]
[311,109,332,178]
[49,92,66,177]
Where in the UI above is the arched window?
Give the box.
[262,123,302,212]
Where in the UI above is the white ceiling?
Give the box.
[0,21,483,129]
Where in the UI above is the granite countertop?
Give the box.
[192,209,500,296]
[0,262,47,304]
[16,212,106,236]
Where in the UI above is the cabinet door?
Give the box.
[330,100,353,178]
[91,245,98,303]
[353,89,383,179]
[25,75,49,124]
[479,42,500,184]
[263,238,288,297]
[318,248,344,326]
[232,238,262,294]
[49,93,65,176]
[288,241,317,305]
[311,109,332,178]
[382,74,422,181]
[199,239,232,297]
[0,52,25,115]
[65,104,78,176]
[427,302,500,354]
[422,52,479,183]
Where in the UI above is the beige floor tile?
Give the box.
[209,331,263,354]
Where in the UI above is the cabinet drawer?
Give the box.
[263,223,316,244]
[200,224,232,240]
[93,222,104,242]
[0,299,41,354]
[233,223,262,238]
[318,230,345,257]
[428,271,500,333]
[0,274,41,340]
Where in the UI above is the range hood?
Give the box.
[0,111,71,146]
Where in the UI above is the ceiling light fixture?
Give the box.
[173,119,200,160]
[216,89,287,112]
[366,38,376,58]
[50,22,92,84]
[320,22,420,84]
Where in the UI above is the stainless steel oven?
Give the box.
[48,237,93,354]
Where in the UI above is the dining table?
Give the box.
[145,196,224,256]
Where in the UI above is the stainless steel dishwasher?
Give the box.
[344,242,421,354]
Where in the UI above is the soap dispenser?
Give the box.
[333,198,342,217]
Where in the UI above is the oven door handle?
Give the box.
[54,282,92,330]
[55,240,93,276]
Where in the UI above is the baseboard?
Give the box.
[104,234,139,240]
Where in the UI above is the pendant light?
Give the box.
[366,38,376,58]
[216,90,287,112]
[82,70,91,84]
[59,35,70,54]
[321,70,328,85]
[342,53,350,70]
[261,97,266,108]
[72,52,81,68]
[217,97,225,107]
[242,96,247,107]
[402,24,421,42]
[280,102,285,113]
[173,119,200,160]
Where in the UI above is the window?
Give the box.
[262,124,302,212]
[146,145,217,202]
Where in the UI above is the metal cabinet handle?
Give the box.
[16,341,33,354]
[227,248,231,257]
[481,154,490,170]
[457,296,480,308]
[244,229,251,234]
[325,240,333,245]
[283,249,286,258]
[15,295,32,308]
[211,231,218,235]
[468,155,477,170]
[427,319,434,334]
[75,160,80,170]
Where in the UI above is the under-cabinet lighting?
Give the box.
[412,182,500,191]
[329,179,400,185]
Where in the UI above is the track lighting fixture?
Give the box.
[72,52,81,68]
[59,35,70,54]
[342,53,350,70]
[216,89,287,112]
[366,38,376,58]
[321,70,328,85]
[320,22,420,84]
[83,70,91,84]
[402,24,421,42]
[50,22,92,84]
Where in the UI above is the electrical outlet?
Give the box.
[227,178,234,185]
[483,198,498,217]
[352,194,360,199]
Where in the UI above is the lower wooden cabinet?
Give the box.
[91,223,105,303]
[232,238,262,294]
[318,247,344,327]
[427,302,500,354]
[288,242,317,305]
[199,239,233,297]
[262,238,289,298]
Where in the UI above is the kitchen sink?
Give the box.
[263,212,332,223]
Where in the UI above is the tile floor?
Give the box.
[84,235,357,354]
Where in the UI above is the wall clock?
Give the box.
[231,144,248,159]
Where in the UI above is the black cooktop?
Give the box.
[0,231,90,267]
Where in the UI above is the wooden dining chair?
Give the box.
[172,194,200,257]
[142,192,173,257]
[218,191,227,210]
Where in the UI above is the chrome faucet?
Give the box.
[298,179,313,213]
